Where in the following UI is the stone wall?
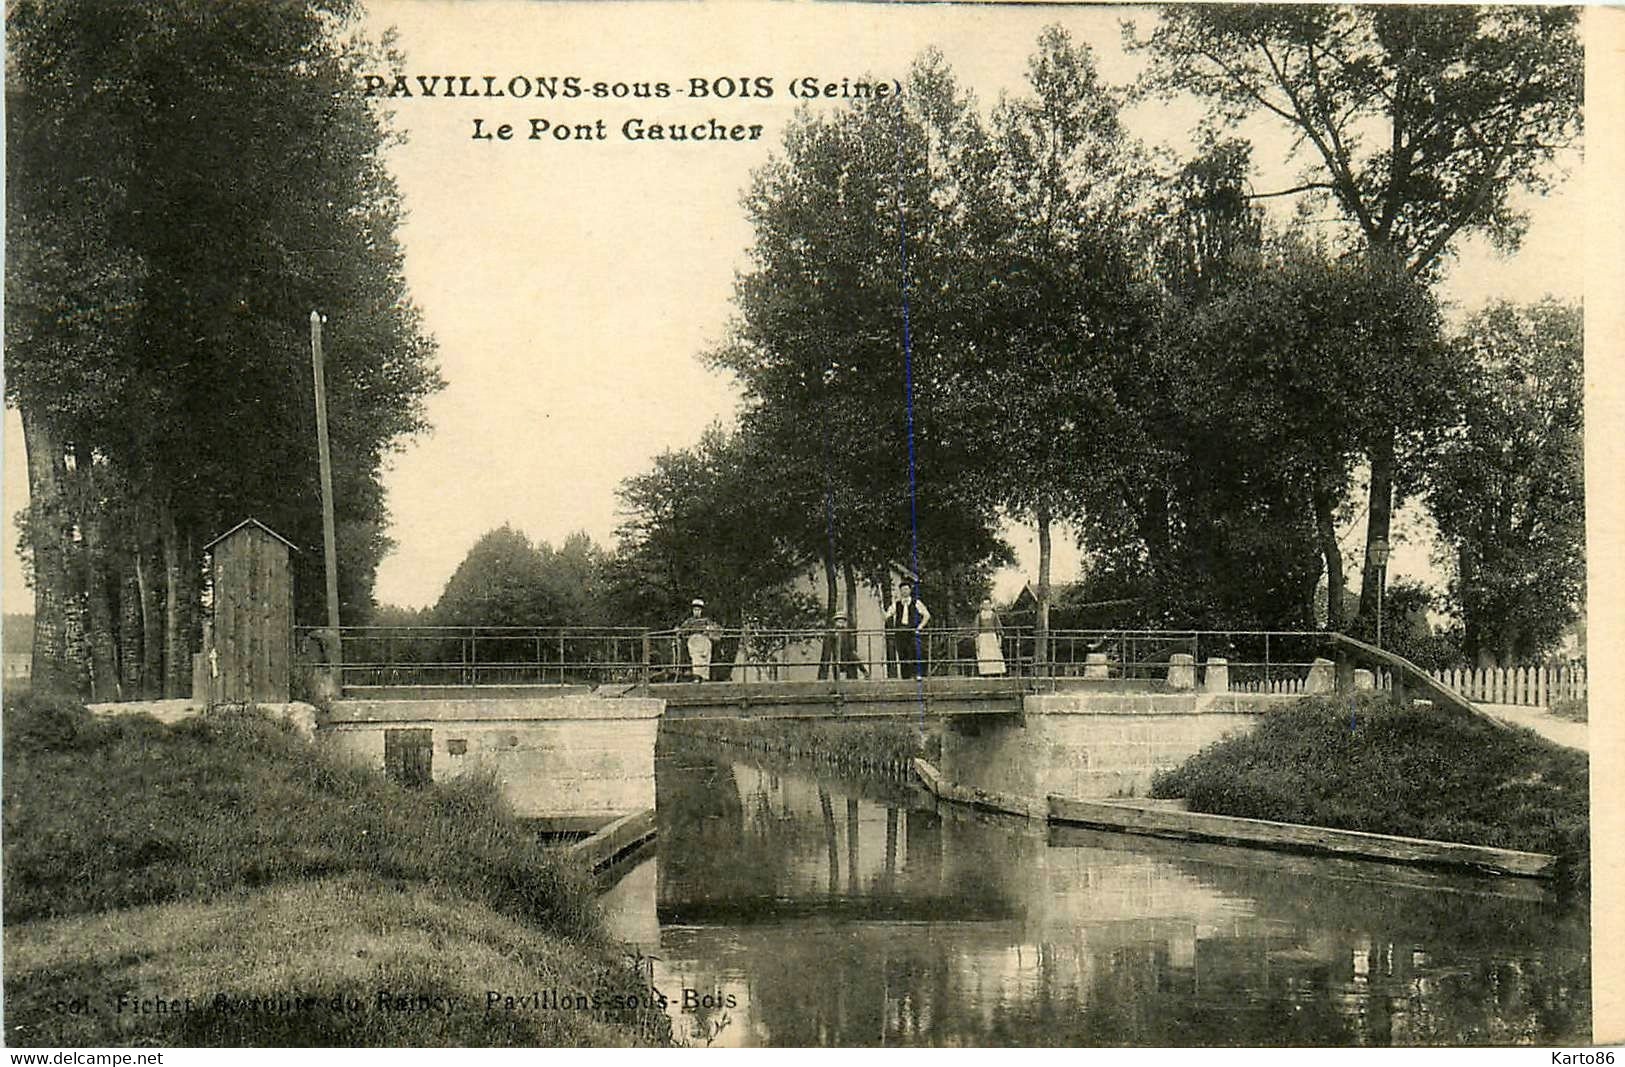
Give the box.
[320,695,662,826]
[940,691,1297,801]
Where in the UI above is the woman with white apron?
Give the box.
[975,598,1006,676]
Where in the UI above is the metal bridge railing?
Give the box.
[1041,629,1331,689]
[297,625,653,689]
[642,626,1031,683]
[297,623,1463,707]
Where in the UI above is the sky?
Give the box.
[0,1,1588,616]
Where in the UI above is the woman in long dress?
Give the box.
[975,597,1006,676]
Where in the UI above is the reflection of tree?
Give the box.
[1388,956,1591,1046]
[847,799,860,896]
[656,744,753,908]
[654,739,1586,1045]
[819,788,838,895]
[881,808,899,894]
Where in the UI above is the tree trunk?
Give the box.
[1138,483,1172,582]
[822,550,839,620]
[136,537,165,698]
[842,561,859,630]
[1358,431,1396,626]
[819,787,839,894]
[1314,483,1345,632]
[161,502,194,699]
[1458,544,1483,666]
[1035,504,1052,672]
[20,405,85,697]
[76,447,121,701]
[119,562,144,698]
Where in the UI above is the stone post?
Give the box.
[1304,657,1337,694]
[1202,657,1229,693]
[1166,653,1196,690]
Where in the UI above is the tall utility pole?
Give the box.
[310,311,342,673]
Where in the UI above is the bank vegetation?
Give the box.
[1,695,668,1047]
[1151,694,1589,896]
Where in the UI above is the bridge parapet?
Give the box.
[321,693,663,831]
[942,690,1294,804]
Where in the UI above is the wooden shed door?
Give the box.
[384,729,433,788]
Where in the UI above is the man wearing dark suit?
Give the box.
[886,582,931,679]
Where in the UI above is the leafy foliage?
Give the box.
[945,28,1158,646]
[1132,5,1584,277]
[432,526,614,629]
[1427,301,1584,663]
[6,0,443,694]
[611,426,818,630]
[709,53,1008,615]
[1132,3,1583,632]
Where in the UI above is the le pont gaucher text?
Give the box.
[472,117,765,143]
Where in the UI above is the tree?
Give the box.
[432,527,614,631]
[610,427,817,632]
[1427,300,1583,664]
[1081,136,1270,624]
[432,526,553,629]
[539,532,614,630]
[712,54,1006,619]
[6,0,442,696]
[1134,4,1583,628]
[947,26,1157,660]
[1146,244,1453,630]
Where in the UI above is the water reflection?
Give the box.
[597,734,1590,1047]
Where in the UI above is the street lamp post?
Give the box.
[1367,537,1391,651]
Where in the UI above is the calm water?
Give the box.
[597,732,1591,1047]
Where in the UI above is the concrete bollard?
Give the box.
[1083,652,1110,680]
[1304,657,1337,694]
[1166,652,1196,690]
[1202,657,1229,693]
[1353,668,1376,690]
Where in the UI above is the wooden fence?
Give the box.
[1228,661,1587,710]
[1428,664,1586,708]
[1232,678,1309,695]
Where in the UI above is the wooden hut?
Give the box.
[203,518,297,703]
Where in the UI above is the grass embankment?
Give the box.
[2,694,670,1047]
[1151,694,1589,894]
[665,717,940,777]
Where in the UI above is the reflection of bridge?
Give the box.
[601,748,1587,1047]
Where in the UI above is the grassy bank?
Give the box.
[2,694,670,1047]
[664,716,940,777]
[1151,694,1589,894]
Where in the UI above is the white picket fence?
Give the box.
[1429,664,1586,708]
[1232,678,1310,695]
[1228,663,1586,708]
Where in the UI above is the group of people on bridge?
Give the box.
[671,581,1009,682]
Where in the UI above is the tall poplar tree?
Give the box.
[7,0,442,696]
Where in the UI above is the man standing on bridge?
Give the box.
[677,599,722,682]
[886,581,931,680]
[818,612,869,681]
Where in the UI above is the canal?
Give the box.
[597,730,1591,1047]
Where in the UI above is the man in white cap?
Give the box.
[676,598,722,682]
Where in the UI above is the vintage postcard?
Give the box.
[3,0,1620,1052]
